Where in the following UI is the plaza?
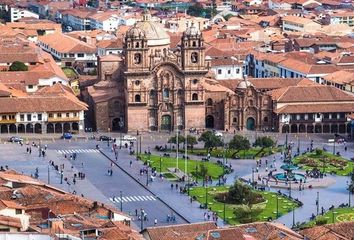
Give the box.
[0,131,353,231]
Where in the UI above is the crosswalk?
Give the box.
[109,195,156,203]
[56,149,100,154]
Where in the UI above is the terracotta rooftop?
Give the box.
[300,221,354,239]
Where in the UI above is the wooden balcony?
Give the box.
[0,119,16,124]
[47,117,80,122]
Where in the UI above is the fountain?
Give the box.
[274,164,305,182]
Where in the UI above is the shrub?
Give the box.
[315,216,328,226]
[9,61,28,71]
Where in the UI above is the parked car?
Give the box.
[123,135,137,141]
[62,133,72,139]
[214,131,223,137]
[9,136,23,143]
[99,135,111,141]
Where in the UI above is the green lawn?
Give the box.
[189,186,299,224]
[292,152,353,176]
[62,67,78,79]
[301,207,354,228]
[173,147,281,160]
[139,154,224,179]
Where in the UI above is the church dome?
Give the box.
[237,78,253,89]
[127,10,170,46]
[126,25,146,39]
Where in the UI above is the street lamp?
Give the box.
[136,131,139,161]
[140,209,144,231]
[347,181,351,207]
[120,191,123,212]
[159,157,162,173]
[205,186,208,209]
[252,167,255,189]
[146,167,149,186]
[276,196,279,219]
[223,195,226,223]
[316,191,319,216]
[119,121,124,149]
[292,205,295,228]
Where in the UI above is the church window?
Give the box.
[135,80,140,86]
[249,100,253,106]
[263,117,268,122]
[177,89,183,95]
[191,52,198,63]
[192,93,198,101]
[135,42,140,48]
[135,94,141,102]
[150,90,156,97]
[163,88,169,99]
[207,98,213,106]
[134,53,141,64]
[192,41,196,47]
[192,79,198,84]
[233,117,237,123]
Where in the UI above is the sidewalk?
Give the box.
[99,145,226,227]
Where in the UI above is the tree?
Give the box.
[225,181,264,205]
[254,136,275,148]
[229,135,250,158]
[199,163,208,185]
[198,130,223,150]
[187,135,198,151]
[223,13,234,21]
[168,135,185,144]
[9,61,28,71]
[233,205,264,223]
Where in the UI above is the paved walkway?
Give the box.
[99,145,225,227]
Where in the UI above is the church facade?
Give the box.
[84,12,280,133]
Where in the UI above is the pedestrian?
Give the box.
[135,209,138,216]
[171,183,173,190]
[26,147,29,153]
[73,178,76,185]
[130,160,132,167]
[154,218,157,226]
[29,148,32,154]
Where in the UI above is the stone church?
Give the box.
[85,11,273,132]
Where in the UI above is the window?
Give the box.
[135,94,141,102]
[134,53,141,64]
[249,100,253,106]
[20,114,24,121]
[227,70,231,74]
[233,117,237,123]
[135,42,140,48]
[217,69,222,75]
[2,115,6,120]
[191,52,198,63]
[57,113,62,118]
[236,68,240,74]
[27,114,31,121]
[192,93,198,101]
[135,80,140,86]
[28,85,33,89]
[192,79,198,84]
[15,209,22,215]
[78,53,84,57]
[69,54,75,57]
[49,113,53,118]
[38,114,42,121]
[163,89,169,99]
[73,113,77,117]
[66,113,70,117]
[207,98,213,106]
[263,117,268,122]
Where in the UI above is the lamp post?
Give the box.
[60,170,63,184]
[316,191,319,216]
[119,121,124,149]
[176,128,179,171]
[120,191,123,212]
[139,135,142,154]
[252,167,255,189]
[146,166,149,186]
[47,162,50,184]
[276,196,279,219]
[159,157,162,174]
[223,195,226,223]
[205,186,208,209]
[136,131,139,161]
[333,135,336,155]
[292,205,295,228]
[184,127,188,181]
[289,178,292,198]
[297,137,300,154]
[140,209,144,231]
[347,181,351,207]
[187,174,190,195]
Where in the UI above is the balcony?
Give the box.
[48,117,80,122]
[0,119,16,124]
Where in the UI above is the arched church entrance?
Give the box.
[246,117,255,130]
[161,115,172,131]
[205,115,214,129]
